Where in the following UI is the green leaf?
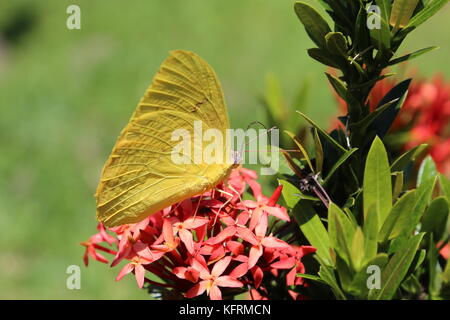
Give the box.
[369,233,425,300]
[363,137,392,227]
[417,155,438,187]
[294,2,332,49]
[325,72,347,101]
[323,148,358,184]
[318,265,347,300]
[292,200,332,265]
[325,32,348,57]
[376,0,392,22]
[427,233,443,297]
[390,0,420,33]
[296,273,327,284]
[392,171,404,200]
[440,173,450,198]
[307,48,342,68]
[328,203,356,267]
[369,79,411,138]
[390,143,428,172]
[349,254,388,298]
[422,196,449,241]
[351,227,365,271]
[313,128,324,173]
[404,176,438,234]
[388,46,439,66]
[443,257,450,284]
[285,130,315,173]
[379,190,417,242]
[363,205,379,263]
[296,111,347,153]
[279,179,302,209]
[407,0,449,29]
[369,11,391,50]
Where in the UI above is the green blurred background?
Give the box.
[0,0,448,299]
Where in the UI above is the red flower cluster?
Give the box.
[332,74,450,176]
[81,168,315,300]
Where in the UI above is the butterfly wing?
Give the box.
[96,50,233,227]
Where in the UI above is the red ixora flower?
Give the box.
[81,167,315,300]
[332,74,450,176]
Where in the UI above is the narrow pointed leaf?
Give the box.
[294,2,332,49]
[407,0,449,29]
[292,200,332,265]
[369,233,425,300]
[364,137,392,226]
[323,148,358,184]
[388,46,439,66]
[297,111,347,153]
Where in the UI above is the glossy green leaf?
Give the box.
[417,155,438,187]
[407,0,449,29]
[392,171,404,200]
[440,173,450,198]
[292,200,332,265]
[388,46,439,66]
[313,128,324,174]
[363,137,392,227]
[369,233,425,300]
[296,111,347,153]
[369,79,411,138]
[369,11,391,50]
[318,265,347,300]
[325,72,347,101]
[349,254,388,298]
[325,32,348,57]
[363,205,379,263]
[390,143,428,172]
[323,148,358,184]
[296,273,326,284]
[351,227,365,271]
[285,130,315,173]
[379,190,416,242]
[307,48,342,68]
[294,2,332,49]
[422,196,449,241]
[328,203,356,267]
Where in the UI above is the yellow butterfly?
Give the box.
[95,50,236,227]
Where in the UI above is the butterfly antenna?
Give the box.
[236,122,278,162]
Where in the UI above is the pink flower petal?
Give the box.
[206,226,236,245]
[211,256,232,277]
[264,206,290,222]
[179,228,194,254]
[248,245,263,269]
[229,262,248,278]
[261,236,290,248]
[215,276,243,288]
[134,264,146,288]
[209,284,222,300]
[271,257,296,269]
[183,216,209,229]
[185,280,208,298]
[254,213,268,238]
[251,266,263,288]
[115,263,134,282]
[236,227,258,246]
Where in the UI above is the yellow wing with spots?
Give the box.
[95,50,234,227]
